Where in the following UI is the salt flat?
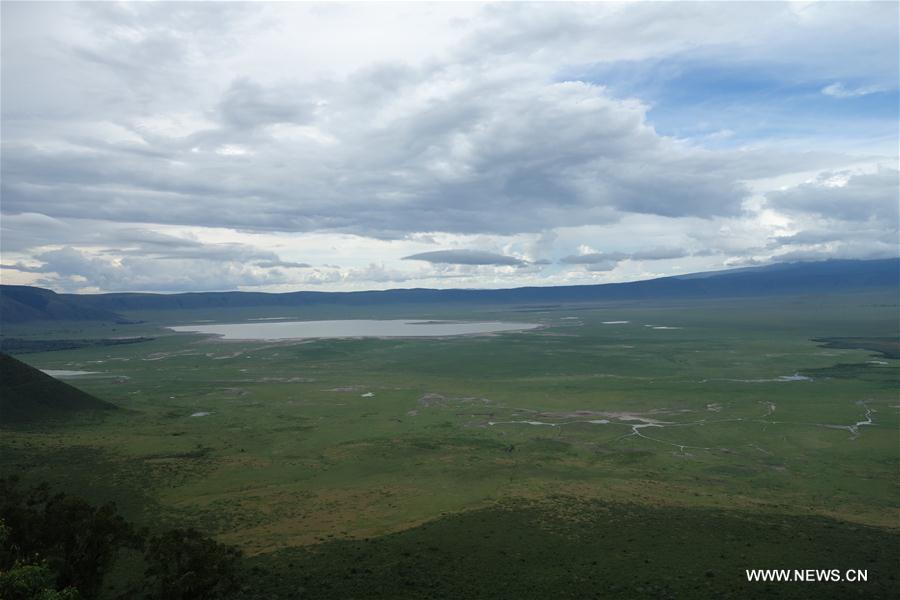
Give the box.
[169,319,539,340]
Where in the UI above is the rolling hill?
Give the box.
[0,352,117,423]
[0,285,123,323]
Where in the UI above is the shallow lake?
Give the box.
[169,319,540,340]
[41,370,100,377]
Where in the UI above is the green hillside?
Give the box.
[0,352,117,423]
[0,285,122,323]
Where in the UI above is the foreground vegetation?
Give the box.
[0,477,241,600]
[1,292,897,597]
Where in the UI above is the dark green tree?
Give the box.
[0,477,141,599]
[142,528,242,600]
[0,562,82,600]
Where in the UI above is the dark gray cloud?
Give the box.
[558,246,696,272]
[559,252,626,272]
[403,250,526,266]
[253,260,312,269]
[17,246,292,293]
[0,214,314,291]
[561,247,690,264]
[766,168,899,223]
[630,247,690,261]
[560,252,628,264]
[770,221,899,249]
[116,241,285,264]
[218,78,314,130]
[0,215,307,267]
[771,243,900,263]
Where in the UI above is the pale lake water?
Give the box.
[169,319,540,341]
[40,370,100,377]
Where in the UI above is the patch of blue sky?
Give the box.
[558,56,898,148]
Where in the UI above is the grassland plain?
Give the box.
[1,291,898,598]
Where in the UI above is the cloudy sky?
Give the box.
[1,1,897,293]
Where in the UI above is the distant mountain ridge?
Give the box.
[0,285,123,323]
[1,258,897,323]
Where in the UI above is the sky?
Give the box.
[1,0,897,294]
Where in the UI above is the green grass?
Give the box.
[811,337,900,360]
[1,291,897,597]
[245,498,899,599]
